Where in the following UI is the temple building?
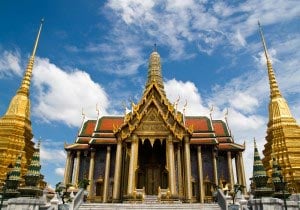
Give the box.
[0,20,43,186]
[259,23,300,193]
[64,49,246,203]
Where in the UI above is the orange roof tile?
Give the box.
[80,120,96,136]
[97,116,124,131]
[185,116,212,132]
[212,120,229,137]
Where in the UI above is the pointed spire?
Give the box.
[9,154,22,181]
[258,21,281,99]
[17,18,44,96]
[146,45,165,93]
[253,138,267,178]
[272,157,281,184]
[26,140,41,177]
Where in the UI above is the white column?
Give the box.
[177,145,183,197]
[239,152,247,194]
[212,149,218,186]
[127,135,138,195]
[167,135,176,196]
[63,151,72,185]
[113,140,123,201]
[74,151,81,186]
[184,136,192,201]
[227,151,234,190]
[87,150,96,198]
[103,146,111,202]
[235,154,242,185]
[197,146,204,203]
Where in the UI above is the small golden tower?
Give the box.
[0,19,44,185]
[259,22,300,193]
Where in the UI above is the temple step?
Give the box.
[144,195,159,204]
[78,203,221,210]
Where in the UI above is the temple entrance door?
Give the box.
[146,165,160,195]
[138,139,166,195]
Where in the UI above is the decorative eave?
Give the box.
[114,83,192,141]
[190,138,218,145]
[89,138,117,145]
[218,142,245,151]
[64,143,89,150]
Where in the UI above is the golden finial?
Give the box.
[258,21,281,98]
[154,43,157,52]
[183,99,187,113]
[209,105,214,115]
[32,18,44,58]
[224,108,228,119]
[37,137,41,149]
[18,18,44,96]
[174,95,180,112]
[96,103,100,116]
[81,108,85,119]
[258,21,269,61]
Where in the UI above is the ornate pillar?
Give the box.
[74,151,81,186]
[197,146,204,203]
[63,151,72,185]
[238,152,247,194]
[212,148,218,186]
[127,135,139,196]
[227,151,234,190]
[87,149,96,198]
[184,136,192,201]
[103,146,111,202]
[113,140,123,201]
[235,153,242,185]
[167,135,176,196]
[177,145,183,197]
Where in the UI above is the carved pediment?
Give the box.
[135,106,169,135]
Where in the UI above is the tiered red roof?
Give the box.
[65,115,243,151]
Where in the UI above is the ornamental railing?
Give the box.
[217,189,228,210]
[70,188,85,210]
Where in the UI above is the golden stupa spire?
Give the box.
[4,19,44,118]
[145,44,165,93]
[258,21,281,99]
[17,19,44,96]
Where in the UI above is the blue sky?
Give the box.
[1,0,299,189]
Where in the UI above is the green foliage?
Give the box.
[78,178,90,189]
[231,184,245,204]
[55,182,72,204]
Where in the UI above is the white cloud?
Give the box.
[101,0,300,73]
[230,92,258,113]
[32,57,109,127]
[55,168,65,177]
[40,145,66,165]
[164,79,209,116]
[164,78,268,190]
[0,50,22,77]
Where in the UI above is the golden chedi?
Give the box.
[0,20,43,186]
[259,22,300,193]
